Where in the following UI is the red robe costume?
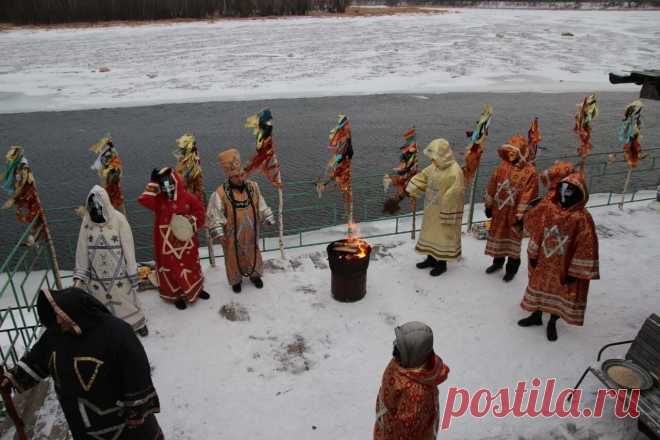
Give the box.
[524,161,576,239]
[138,172,205,303]
[522,173,599,326]
[374,355,450,440]
[484,136,538,258]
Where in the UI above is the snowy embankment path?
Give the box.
[1,9,659,113]
[12,197,657,440]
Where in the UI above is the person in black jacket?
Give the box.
[1,287,163,439]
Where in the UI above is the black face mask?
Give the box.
[228,180,246,191]
[160,174,176,200]
[87,194,105,224]
[559,182,582,209]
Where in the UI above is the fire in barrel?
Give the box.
[327,237,372,302]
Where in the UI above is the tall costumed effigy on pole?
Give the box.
[527,117,542,163]
[174,133,216,266]
[382,127,419,238]
[462,104,493,232]
[573,93,599,172]
[618,100,644,209]
[317,114,355,237]
[1,146,62,288]
[90,136,126,214]
[244,109,285,258]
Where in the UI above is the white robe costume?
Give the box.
[74,185,146,331]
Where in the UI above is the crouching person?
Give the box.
[374,321,450,440]
[1,288,163,440]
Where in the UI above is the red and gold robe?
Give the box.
[522,173,599,326]
[374,355,449,440]
[484,142,538,258]
[138,172,205,303]
[206,181,273,286]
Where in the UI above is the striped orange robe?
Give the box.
[484,151,538,258]
[521,173,599,326]
[374,355,449,440]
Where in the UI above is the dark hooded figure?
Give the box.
[374,322,450,440]
[2,288,163,439]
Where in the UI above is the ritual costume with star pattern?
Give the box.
[521,173,599,326]
[4,288,162,440]
[206,149,274,287]
[74,186,146,333]
[138,169,205,304]
[484,136,538,275]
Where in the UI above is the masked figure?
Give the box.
[207,149,274,293]
[374,322,450,440]
[519,173,599,341]
[2,288,163,440]
[484,135,538,282]
[406,139,465,276]
[138,167,209,310]
[523,161,576,239]
[74,186,147,336]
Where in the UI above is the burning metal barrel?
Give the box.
[327,238,372,302]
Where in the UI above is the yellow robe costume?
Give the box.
[406,139,465,261]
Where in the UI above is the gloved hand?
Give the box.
[529,258,537,269]
[150,168,161,183]
[485,207,492,218]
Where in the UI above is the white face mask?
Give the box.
[560,182,575,205]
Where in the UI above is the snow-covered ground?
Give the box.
[1,9,659,113]
[5,197,659,439]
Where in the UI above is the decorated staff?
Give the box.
[383,127,419,238]
[618,100,644,209]
[573,93,599,172]
[317,114,355,236]
[463,104,493,232]
[244,109,285,259]
[527,117,542,163]
[174,133,216,266]
[90,136,126,213]
[1,146,62,289]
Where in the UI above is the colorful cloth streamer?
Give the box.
[619,100,644,169]
[1,146,41,223]
[244,109,283,189]
[318,114,353,199]
[384,127,418,196]
[574,94,599,160]
[462,104,493,184]
[527,117,542,162]
[90,137,124,209]
[174,133,205,201]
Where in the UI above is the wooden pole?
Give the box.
[0,368,28,440]
[411,199,416,240]
[347,188,354,238]
[619,168,633,210]
[34,188,63,290]
[277,187,285,259]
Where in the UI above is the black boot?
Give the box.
[518,311,543,327]
[547,314,559,341]
[416,255,436,269]
[503,258,521,282]
[174,297,187,310]
[250,277,264,289]
[232,283,242,293]
[137,326,149,337]
[198,290,210,300]
[485,257,505,274]
[430,260,447,277]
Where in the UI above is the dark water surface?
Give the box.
[1,92,658,268]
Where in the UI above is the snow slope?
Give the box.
[1,9,659,113]
[6,198,659,439]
